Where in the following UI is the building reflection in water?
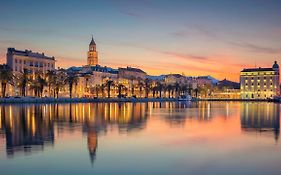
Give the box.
[0,105,54,157]
[0,102,279,163]
[240,102,280,142]
[0,102,149,163]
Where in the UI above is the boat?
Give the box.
[178,94,192,101]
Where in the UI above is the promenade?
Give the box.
[0,97,179,104]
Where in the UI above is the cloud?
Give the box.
[0,26,55,35]
[120,10,142,18]
[229,41,281,54]
[0,26,86,41]
[170,25,219,40]
[160,51,209,61]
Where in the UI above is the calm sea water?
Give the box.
[0,102,280,175]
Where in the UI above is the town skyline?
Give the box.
[1,0,281,82]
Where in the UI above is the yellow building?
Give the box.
[240,61,280,99]
[6,48,55,74]
[87,36,98,66]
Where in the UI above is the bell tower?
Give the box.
[87,35,98,66]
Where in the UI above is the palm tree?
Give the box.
[101,83,106,98]
[174,82,180,98]
[116,83,125,98]
[0,64,13,97]
[144,78,151,98]
[137,78,144,97]
[195,88,199,98]
[93,84,101,98]
[180,84,188,96]
[166,84,173,98]
[187,83,192,96]
[30,73,47,97]
[156,82,164,98]
[152,84,157,98]
[18,68,30,97]
[65,72,78,98]
[105,80,114,98]
[130,76,135,97]
[46,70,56,97]
[84,74,91,95]
[53,71,66,98]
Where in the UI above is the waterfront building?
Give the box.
[240,61,280,99]
[118,66,147,80]
[67,65,118,97]
[164,74,187,85]
[6,48,55,74]
[87,36,98,66]
[4,48,56,96]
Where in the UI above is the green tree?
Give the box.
[144,78,151,98]
[30,73,47,97]
[65,72,78,98]
[0,64,13,97]
[116,83,125,98]
[156,82,164,98]
[137,78,144,97]
[46,70,56,97]
[18,69,30,97]
[105,80,114,98]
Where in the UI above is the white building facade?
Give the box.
[240,61,280,99]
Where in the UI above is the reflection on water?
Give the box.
[0,102,280,169]
[241,102,280,141]
[0,103,150,163]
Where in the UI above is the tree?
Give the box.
[65,72,78,98]
[174,82,180,98]
[116,83,125,98]
[130,76,135,97]
[46,70,56,97]
[18,68,30,97]
[105,80,114,98]
[180,84,188,96]
[93,84,101,98]
[30,73,47,97]
[53,71,66,98]
[0,64,13,97]
[156,82,164,98]
[137,78,144,97]
[144,78,151,98]
[166,84,173,98]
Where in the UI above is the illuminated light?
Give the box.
[32,116,36,136]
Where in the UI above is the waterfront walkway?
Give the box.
[0,97,179,104]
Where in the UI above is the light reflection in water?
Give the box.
[241,102,280,141]
[0,102,280,166]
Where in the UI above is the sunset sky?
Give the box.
[0,0,281,81]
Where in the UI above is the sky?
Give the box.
[0,0,281,82]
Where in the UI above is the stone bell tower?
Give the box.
[87,35,98,66]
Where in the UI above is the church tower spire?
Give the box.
[87,35,98,66]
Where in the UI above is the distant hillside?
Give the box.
[217,79,240,89]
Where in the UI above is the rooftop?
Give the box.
[118,66,146,74]
[7,48,55,60]
[241,67,275,72]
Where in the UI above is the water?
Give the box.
[0,102,280,175]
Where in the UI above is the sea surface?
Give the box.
[0,102,280,175]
